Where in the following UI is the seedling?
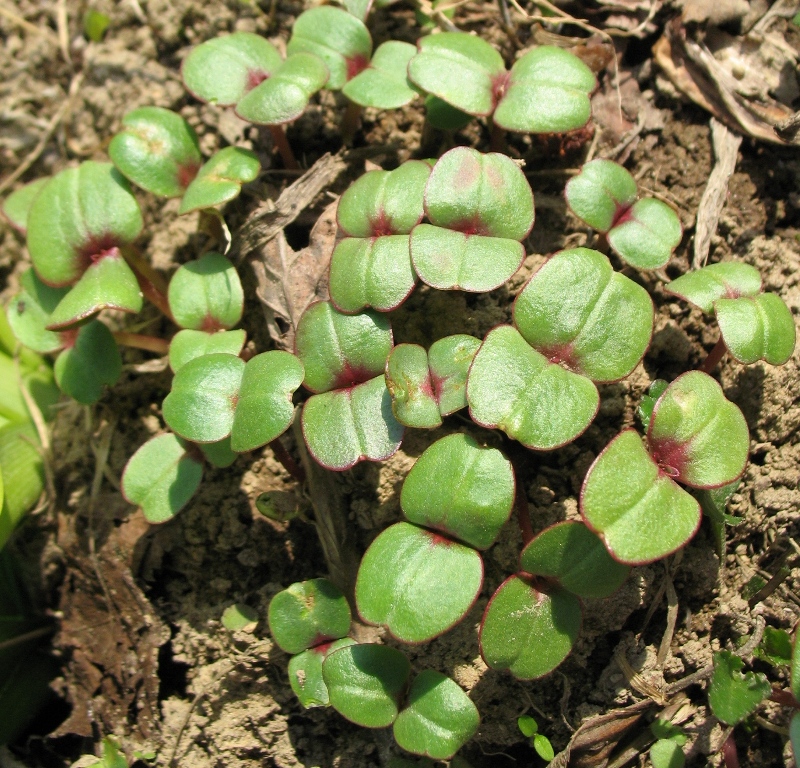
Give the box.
[665,261,796,371]
[182,32,329,168]
[517,715,555,762]
[410,147,534,292]
[565,158,682,269]
[480,521,627,679]
[408,33,596,141]
[221,603,258,632]
[581,372,749,564]
[355,433,513,642]
[342,41,420,110]
[25,161,144,329]
[109,107,260,215]
[109,106,202,198]
[330,160,431,313]
[468,246,653,450]
[649,720,687,768]
[295,302,403,470]
[385,335,480,428]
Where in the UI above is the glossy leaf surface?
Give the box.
[355,522,483,643]
[519,521,629,598]
[343,41,419,109]
[54,321,122,404]
[289,637,356,708]
[647,371,748,489]
[408,33,505,116]
[493,46,595,134]
[268,578,351,655]
[287,6,371,90]
[168,328,247,373]
[168,252,244,331]
[337,161,431,238]
[393,670,479,759]
[27,162,143,286]
[295,303,392,393]
[2,178,48,233]
[480,576,581,680]
[401,433,514,549]
[564,159,638,233]
[429,335,481,416]
[665,262,762,313]
[109,107,202,197]
[301,375,404,470]
[716,293,796,365]
[580,429,701,564]
[236,53,330,125]
[162,353,245,443]
[322,644,410,727]
[708,650,770,725]
[467,325,599,450]
[182,32,283,106]
[7,269,69,353]
[424,148,534,240]
[179,147,260,215]
[329,236,416,314]
[121,433,203,523]
[411,226,525,292]
[607,198,682,270]
[385,343,441,428]
[46,249,143,329]
[514,247,653,382]
[230,351,304,452]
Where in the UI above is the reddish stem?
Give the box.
[489,118,507,154]
[269,437,305,484]
[699,337,727,375]
[721,733,740,768]
[341,100,363,145]
[770,687,800,709]
[269,125,299,171]
[112,332,169,356]
[510,455,533,546]
[120,245,175,323]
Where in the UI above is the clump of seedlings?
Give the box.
[2,1,798,762]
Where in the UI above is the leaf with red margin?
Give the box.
[647,371,748,489]
[301,374,404,470]
[268,578,351,655]
[665,262,762,314]
[295,302,392,394]
[27,162,143,287]
[182,32,283,106]
[513,247,653,383]
[480,575,581,680]
[519,521,629,599]
[286,6,372,91]
[467,325,599,451]
[355,522,483,643]
[400,433,514,550]
[580,429,701,565]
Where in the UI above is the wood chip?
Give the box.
[693,118,742,269]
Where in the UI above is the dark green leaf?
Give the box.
[54,321,122,404]
[708,650,770,725]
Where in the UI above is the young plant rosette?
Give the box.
[407,33,596,135]
[581,372,749,564]
[665,261,796,367]
[467,247,653,450]
[565,159,682,269]
[295,302,403,470]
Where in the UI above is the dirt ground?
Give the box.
[1,0,799,766]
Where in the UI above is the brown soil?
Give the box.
[1,1,799,767]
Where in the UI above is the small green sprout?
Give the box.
[408,33,596,137]
[649,719,687,768]
[665,261,796,370]
[565,158,682,269]
[518,714,555,762]
[708,650,771,725]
